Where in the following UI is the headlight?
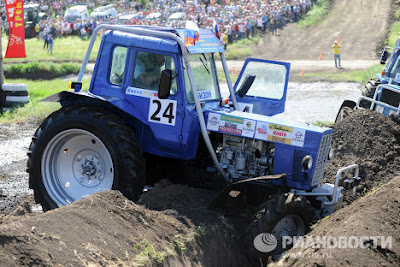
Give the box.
[328,147,334,160]
[302,155,313,170]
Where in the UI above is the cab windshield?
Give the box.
[185,53,221,103]
[388,49,400,80]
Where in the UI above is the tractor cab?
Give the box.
[379,39,400,85]
[175,29,290,117]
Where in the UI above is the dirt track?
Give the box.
[253,0,393,61]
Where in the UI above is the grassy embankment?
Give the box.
[1,33,99,80]
[0,78,91,124]
[0,33,100,124]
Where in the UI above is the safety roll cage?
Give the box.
[78,24,236,183]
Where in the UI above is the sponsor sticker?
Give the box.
[197,90,213,101]
[126,87,158,98]
[206,113,255,138]
[207,113,221,132]
[255,122,306,147]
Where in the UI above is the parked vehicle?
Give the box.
[117,12,143,24]
[90,4,117,22]
[64,5,89,23]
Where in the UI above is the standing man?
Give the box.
[43,30,49,50]
[332,40,341,68]
[47,34,53,55]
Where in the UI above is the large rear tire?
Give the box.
[28,106,145,211]
[245,193,315,263]
[335,106,353,123]
[360,78,381,108]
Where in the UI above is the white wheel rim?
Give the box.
[271,215,305,254]
[41,129,114,206]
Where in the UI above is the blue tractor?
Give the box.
[28,25,359,258]
[336,39,400,122]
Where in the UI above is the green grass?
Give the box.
[297,64,383,83]
[310,121,334,127]
[225,36,260,59]
[299,0,331,28]
[134,239,165,264]
[4,62,81,79]
[0,78,91,124]
[387,21,400,47]
[1,33,100,62]
[173,240,186,255]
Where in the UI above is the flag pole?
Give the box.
[0,19,4,87]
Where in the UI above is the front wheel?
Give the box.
[360,78,381,108]
[245,193,315,263]
[28,106,145,211]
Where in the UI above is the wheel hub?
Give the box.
[73,150,105,187]
[271,215,305,254]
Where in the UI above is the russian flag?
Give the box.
[213,20,220,40]
[185,21,200,47]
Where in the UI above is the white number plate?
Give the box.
[148,98,177,126]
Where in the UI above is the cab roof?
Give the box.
[105,26,224,54]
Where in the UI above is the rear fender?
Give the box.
[338,100,356,111]
[40,91,149,124]
[40,91,155,145]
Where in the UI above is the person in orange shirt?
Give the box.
[332,40,341,68]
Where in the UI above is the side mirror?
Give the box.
[158,69,172,99]
[237,75,256,98]
[380,50,388,64]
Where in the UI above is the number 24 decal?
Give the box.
[149,99,177,126]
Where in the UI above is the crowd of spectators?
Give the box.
[1,0,317,48]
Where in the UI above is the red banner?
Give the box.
[5,0,26,58]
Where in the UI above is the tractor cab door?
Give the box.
[233,58,290,116]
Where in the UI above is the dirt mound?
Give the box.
[0,184,248,266]
[324,109,400,203]
[253,0,393,61]
[274,175,400,266]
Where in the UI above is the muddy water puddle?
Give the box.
[222,81,362,123]
[276,82,362,123]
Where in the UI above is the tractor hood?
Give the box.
[205,109,332,150]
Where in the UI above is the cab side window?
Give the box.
[109,46,127,86]
[132,51,177,94]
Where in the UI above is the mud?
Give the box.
[325,109,400,204]
[0,120,39,215]
[0,184,248,267]
[275,176,400,266]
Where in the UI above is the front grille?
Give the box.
[311,133,332,187]
[381,88,400,108]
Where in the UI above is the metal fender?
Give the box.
[40,90,149,125]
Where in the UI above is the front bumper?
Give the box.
[290,164,360,216]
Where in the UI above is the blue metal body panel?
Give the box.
[62,27,331,192]
[375,48,400,117]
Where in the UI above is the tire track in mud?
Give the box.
[0,123,36,214]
